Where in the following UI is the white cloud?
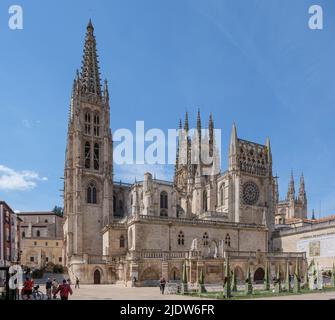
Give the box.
[0,165,48,191]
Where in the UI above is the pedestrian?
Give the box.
[75,277,80,289]
[159,277,166,295]
[45,278,52,300]
[67,278,72,286]
[55,279,73,300]
[52,278,59,299]
[21,277,34,300]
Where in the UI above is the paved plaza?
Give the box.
[39,284,335,300]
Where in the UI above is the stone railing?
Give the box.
[132,215,266,230]
[128,250,201,261]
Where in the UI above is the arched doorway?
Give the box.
[170,267,180,281]
[234,266,244,284]
[141,267,159,286]
[94,269,101,284]
[254,267,265,284]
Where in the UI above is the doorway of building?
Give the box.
[254,267,265,284]
[94,269,101,284]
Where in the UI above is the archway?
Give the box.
[170,267,180,281]
[254,267,265,283]
[141,267,159,281]
[94,269,101,284]
[234,266,244,284]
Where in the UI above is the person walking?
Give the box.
[45,278,52,300]
[159,277,166,295]
[55,279,73,300]
[75,277,80,289]
[52,278,59,299]
[21,277,34,300]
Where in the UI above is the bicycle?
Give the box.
[21,285,45,300]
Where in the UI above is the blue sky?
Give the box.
[0,0,335,217]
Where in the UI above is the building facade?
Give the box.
[273,216,335,270]
[0,201,21,266]
[63,21,306,285]
[18,212,64,269]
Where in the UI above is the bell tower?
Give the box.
[63,20,113,267]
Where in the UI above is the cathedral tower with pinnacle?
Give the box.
[63,20,113,271]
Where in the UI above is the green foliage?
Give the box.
[31,268,44,279]
[181,262,188,294]
[198,269,206,294]
[245,262,253,295]
[53,264,64,274]
[293,259,301,293]
[52,206,64,217]
[45,262,55,273]
[285,261,291,292]
[223,257,232,298]
[264,261,270,291]
[332,264,335,288]
[274,267,282,293]
[231,268,237,292]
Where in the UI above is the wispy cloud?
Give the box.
[0,165,47,191]
[21,119,41,129]
[114,164,174,183]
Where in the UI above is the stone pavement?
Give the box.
[251,291,335,300]
[64,285,210,300]
[40,284,335,300]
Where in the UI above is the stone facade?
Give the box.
[63,21,306,285]
[0,201,21,266]
[18,212,64,269]
[273,217,335,270]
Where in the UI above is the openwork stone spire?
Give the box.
[80,19,102,97]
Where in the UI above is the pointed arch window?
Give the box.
[220,184,225,206]
[113,196,116,213]
[225,234,231,247]
[203,232,209,246]
[160,191,168,209]
[203,190,208,212]
[85,142,91,169]
[84,112,91,135]
[120,235,125,248]
[94,143,100,170]
[178,231,185,246]
[36,230,41,237]
[87,182,97,204]
[94,113,100,137]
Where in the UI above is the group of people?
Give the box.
[21,276,80,300]
[45,278,73,300]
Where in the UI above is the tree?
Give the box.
[198,268,206,294]
[231,268,237,292]
[181,262,188,294]
[285,261,291,292]
[264,261,270,291]
[332,263,335,288]
[245,262,253,295]
[293,259,301,293]
[223,257,232,298]
[274,267,282,293]
[52,206,64,217]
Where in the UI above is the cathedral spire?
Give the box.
[287,170,295,201]
[298,173,307,203]
[184,112,189,132]
[228,123,238,171]
[229,123,238,155]
[197,109,201,135]
[80,19,102,97]
[209,113,214,157]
